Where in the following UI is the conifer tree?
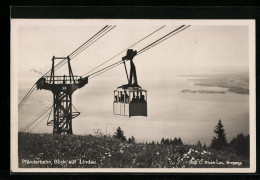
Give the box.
[197,140,202,149]
[177,137,183,145]
[161,138,165,144]
[210,119,227,149]
[203,143,207,149]
[114,127,126,141]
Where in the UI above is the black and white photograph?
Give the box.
[11,19,256,173]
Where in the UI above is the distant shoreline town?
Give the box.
[180,73,249,95]
[181,89,225,94]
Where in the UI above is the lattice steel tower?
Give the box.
[36,56,88,134]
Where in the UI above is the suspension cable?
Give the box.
[83,25,166,77]
[70,26,116,59]
[22,103,52,132]
[50,26,116,75]
[88,60,123,78]
[87,25,191,80]
[89,61,124,80]
[28,108,52,133]
[137,25,191,56]
[44,25,111,76]
[137,25,185,54]
[45,25,114,76]
[18,25,114,111]
[18,85,37,110]
[68,25,109,57]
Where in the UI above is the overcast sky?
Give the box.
[12,19,250,88]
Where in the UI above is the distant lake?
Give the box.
[18,75,249,145]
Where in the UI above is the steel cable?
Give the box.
[18,25,114,111]
[83,25,166,77]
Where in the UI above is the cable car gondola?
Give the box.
[113,49,147,117]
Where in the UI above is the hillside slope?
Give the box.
[18,132,249,168]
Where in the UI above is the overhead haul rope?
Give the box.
[18,25,115,111]
[27,102,81,132]
[137,25,191,55]
[88,61,124,79]
[22,103,53,132]
[51,25,116,75]
[83,25,166,77]
[44,25,111,77]
[18,86,37,111]
[28,106,53,133]
[44,25,115,77]
[87,25,190,80]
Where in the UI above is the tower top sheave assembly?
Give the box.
[36,56,89,93]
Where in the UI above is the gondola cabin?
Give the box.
[113,87,147,117]
[113,49,148,117]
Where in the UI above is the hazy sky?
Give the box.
[12,19,253,144]
[12,19,250,88]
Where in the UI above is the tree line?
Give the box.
[210,119,249,158]
[113,119,249,158]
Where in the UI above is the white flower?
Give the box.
[195,150,198,153]
[156,152,159,155]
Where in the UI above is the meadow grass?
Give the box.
[18,132,249,168]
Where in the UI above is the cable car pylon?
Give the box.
[36,56,87,134]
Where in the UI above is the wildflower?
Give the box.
[201,152,204,155]
[156,152,159,155]
[195,150,198,153]
[108,154,111,157]
[203,150,207,153]
[120,149,124,154]
[102,156,106,159]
